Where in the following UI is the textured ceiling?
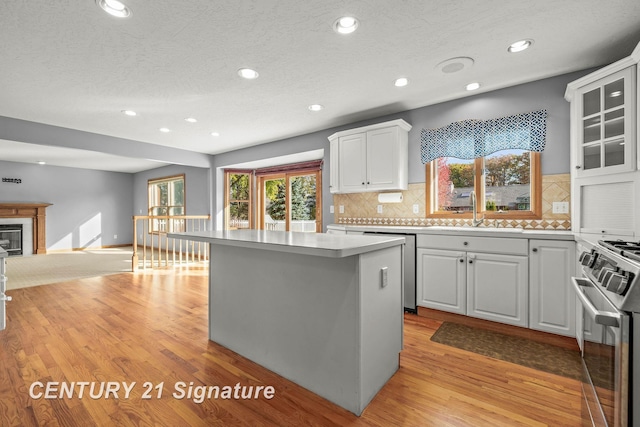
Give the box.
[1,1,640,171]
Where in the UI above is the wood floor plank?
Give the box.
[0,268,582,426]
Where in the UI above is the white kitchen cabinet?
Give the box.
[417,234,529,328]
[328,119,411,193]
[467,252,528,327]
[568,66,636,177]
[529,239,576,337]
[572,174,639,238]
[566,43,640,239]
[417,248,466,314]
[329,138,340,194]
[337,132,367,193]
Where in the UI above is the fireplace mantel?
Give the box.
[0,202,52,254]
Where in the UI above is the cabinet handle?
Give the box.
[575,165,582,169]
[362,182,365,185]
[532,248,538,253]
[463,241,468,246]
[459,258,464,263]
[367,181,370,184]
[468,260,473,264]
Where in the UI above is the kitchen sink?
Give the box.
[427,226,524,233]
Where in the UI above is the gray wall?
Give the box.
[1,68,594,242]
[0,160,133,251]
[212,69,592,230]
[132,164,211,218]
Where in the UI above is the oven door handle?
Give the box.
[572,277,620,328]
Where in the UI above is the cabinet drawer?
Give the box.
[417,234,528,256]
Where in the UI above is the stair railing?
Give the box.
[132,215,210,271]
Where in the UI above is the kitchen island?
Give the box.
[167,229,405,416]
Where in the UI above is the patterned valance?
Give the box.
[420,109,547,164]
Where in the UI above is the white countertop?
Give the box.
[327,224,575,240]
[168,229,405,258]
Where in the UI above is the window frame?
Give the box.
[256,169,322,233]
[147,174,186,233]
[425,152,542,220]
[224,169,253,230]
[223,160,323,232]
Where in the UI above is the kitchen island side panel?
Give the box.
[358,245,403,412]
[208,244,363,413]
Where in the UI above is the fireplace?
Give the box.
[0,203,51,255]
[0,224,22,256]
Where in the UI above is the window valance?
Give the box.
[420,109,547,164]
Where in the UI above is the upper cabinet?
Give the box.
[328,119,412,194]
[565,45,639,178]
[569,67,637,177]
[566,42,640,238]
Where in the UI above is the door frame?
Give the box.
[257,170,322,232]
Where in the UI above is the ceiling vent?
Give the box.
[436,57,474,74]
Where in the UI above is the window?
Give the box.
[421,110,546,221]
[148,174,185,232]
[426,151,541,219]
[225,170,252,229]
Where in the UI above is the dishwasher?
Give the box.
[363,232,416,313]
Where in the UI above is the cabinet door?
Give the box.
[575,178,637,237]
[366,127,400,190]
[329,138,339,193]
[338,133,367,193]
[416,248,466,314]
[467,252,528,327]
[1,259,6,331]
[529,240,576,336]
[575,66,636,177]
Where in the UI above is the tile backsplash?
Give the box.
[332,174,571,230]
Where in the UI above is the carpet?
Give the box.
[430,321,582,381]
[5,247,133,290]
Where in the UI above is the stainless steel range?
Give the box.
[573,240,640,427]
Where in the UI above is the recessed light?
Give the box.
[394,77,409,87]
[185,117,197,123]
[508,39,533,53]
[238,68,259,79]
[334,16,359,34]
[122,110,137,116]
[37,161,46,165]
[211,132,220,137]
[466,82,481,91]
[96,0,131,18]
[159,128,171,133]
[308,104,324,112]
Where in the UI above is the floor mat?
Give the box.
[430,321,582,381]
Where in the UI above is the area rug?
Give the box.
[5,247,134,290]
[430,321,582,380]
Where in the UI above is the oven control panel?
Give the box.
[580,250,634,296]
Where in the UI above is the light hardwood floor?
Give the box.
[0,268,582,426]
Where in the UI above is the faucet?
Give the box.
[469,191,484,227]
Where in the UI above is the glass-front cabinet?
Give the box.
[566,42,640,239]
[575,66,636,177]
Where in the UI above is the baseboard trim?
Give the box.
[46,244,132,254]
